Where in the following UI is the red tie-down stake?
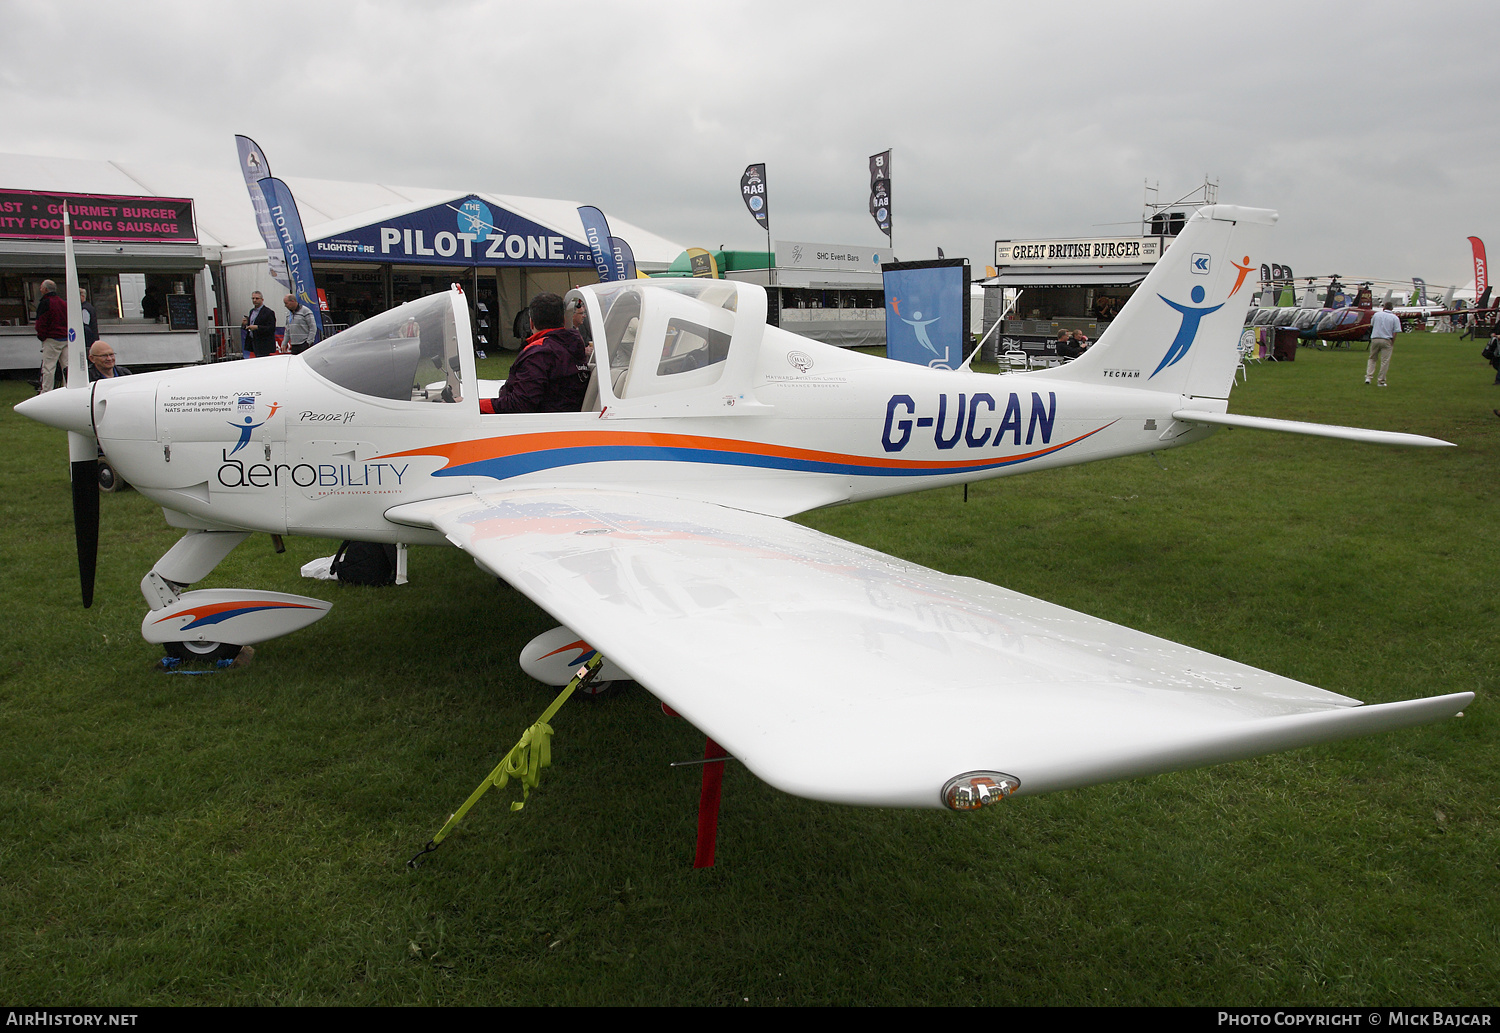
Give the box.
[662,703,731,869]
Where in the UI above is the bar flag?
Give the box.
[868,150,892,239]
[740,164,769,230]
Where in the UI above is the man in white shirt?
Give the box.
[282,294,318,354]
[1366,302,1402,387]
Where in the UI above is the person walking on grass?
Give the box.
[1366,301,1401,387]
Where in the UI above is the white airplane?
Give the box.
[18,204,1471,813]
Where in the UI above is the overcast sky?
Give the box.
[4,0,1497,288]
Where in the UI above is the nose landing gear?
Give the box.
[162,640,243,662]
[141,531,332,661]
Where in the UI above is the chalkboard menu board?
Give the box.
[166,294,198,331]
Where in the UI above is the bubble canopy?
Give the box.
[566,278,765,414]
[302,290,465,403]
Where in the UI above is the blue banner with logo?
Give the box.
[882,259,970,369]
[235,135,289,289]
[577,205,625,281]
[610,236,636,280]
[256,177,324,339]
[307,194,593,268]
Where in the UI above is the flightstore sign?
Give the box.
[0,189,196,243]
[994,236,1164,267]
[311,194,594,267]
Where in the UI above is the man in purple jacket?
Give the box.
[34,279,69,392]
[479,292,589,414]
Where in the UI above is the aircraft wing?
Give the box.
[387,489,1469,809]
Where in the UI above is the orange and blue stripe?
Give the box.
[385,425,1112,482]
[153,600,322,632]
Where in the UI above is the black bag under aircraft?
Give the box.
[330,540,398,586]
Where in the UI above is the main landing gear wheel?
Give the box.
[163,640,241,662]
[579,679,633,701]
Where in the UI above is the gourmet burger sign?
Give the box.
[0,189,196,243]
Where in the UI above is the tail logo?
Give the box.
[1151,286,1225,379]
[1229,256,1254,297]
[1191,253,1211,274]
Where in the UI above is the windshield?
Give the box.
[578,279,750,404]
[589,277,740,311]
[1292,308,1321,331]
[303,291,464,402]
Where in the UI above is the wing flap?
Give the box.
[388,490,1470,808]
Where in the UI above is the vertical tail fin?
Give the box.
[1037,205,1277,402]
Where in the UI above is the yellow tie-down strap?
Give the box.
[408,653,604,867]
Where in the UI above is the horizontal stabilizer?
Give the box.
[1172,409,1454,448]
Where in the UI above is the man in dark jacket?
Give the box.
[34,279,69,392]
[80,289,99,347]
[480,292,589,413]
[242,291,277,357]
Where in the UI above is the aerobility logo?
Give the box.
[1151,286,1224,379]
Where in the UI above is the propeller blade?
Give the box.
[60,204,100,608]
[71,451,99,609]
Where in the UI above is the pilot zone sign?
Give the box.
[310,194,595,267]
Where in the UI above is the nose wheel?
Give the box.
[98,460,129,493]
[163,640,242,662]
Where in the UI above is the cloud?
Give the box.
[3,0,1496,285]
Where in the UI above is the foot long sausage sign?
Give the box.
[0,189,195,243]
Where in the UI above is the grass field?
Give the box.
[1,334,1497,1006]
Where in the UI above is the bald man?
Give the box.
[87,341,132,381]
[282,294,318,354]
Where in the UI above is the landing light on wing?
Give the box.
[942,771,1021,811]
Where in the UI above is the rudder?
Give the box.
[1035,205,1277,402]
